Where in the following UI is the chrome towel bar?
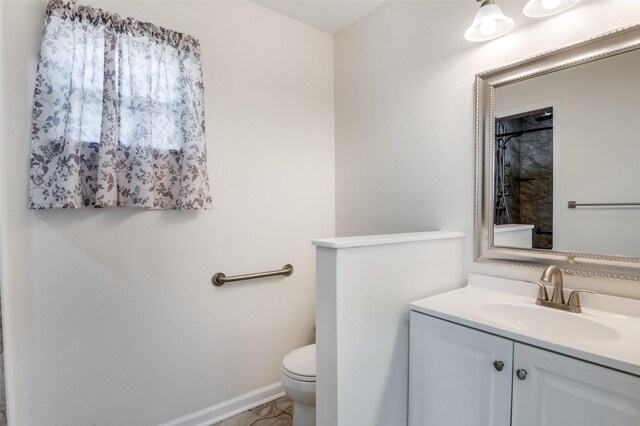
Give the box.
[212,264,294,286]
[568,201,640,209]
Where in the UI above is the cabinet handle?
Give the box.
[493,361,504,371]
[516,369,528,380]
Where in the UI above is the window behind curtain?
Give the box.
[30,0,212,209]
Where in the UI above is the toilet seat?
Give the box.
[282,344,316,383]
[281,344,317,425]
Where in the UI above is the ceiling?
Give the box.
[252,0,388,35]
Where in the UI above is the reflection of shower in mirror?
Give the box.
[495,108,553,250]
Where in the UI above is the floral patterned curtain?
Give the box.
[29,0,212,209]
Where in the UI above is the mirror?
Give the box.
[475,24,640,280]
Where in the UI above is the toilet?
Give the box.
[281,344,316,426]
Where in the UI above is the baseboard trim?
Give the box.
[160,382,285,426]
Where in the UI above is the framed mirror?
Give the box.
[474,23,640,280]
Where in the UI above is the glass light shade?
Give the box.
[465,3,514,42]
[523,0,581,17]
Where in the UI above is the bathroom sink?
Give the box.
[475,303,620,342]
[411,273,640,376]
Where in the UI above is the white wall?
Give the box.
[496,50,640,257]
[314,233,465,426]
[0,1,334,424]
[334,0,640,297]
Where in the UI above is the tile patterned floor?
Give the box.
[210,396,293,426]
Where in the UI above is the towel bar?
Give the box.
[568,201,640,209]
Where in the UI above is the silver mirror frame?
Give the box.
[474,23,640,281]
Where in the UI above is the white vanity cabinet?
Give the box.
[409,311,640,426]
[408,312,512,426]
[512,343,640,426]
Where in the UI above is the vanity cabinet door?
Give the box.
[512,343,640,426]
[409,312,513,426]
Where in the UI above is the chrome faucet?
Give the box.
[527,265,595,313]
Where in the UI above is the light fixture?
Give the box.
[465,0,514,42]
[523,0,581,17]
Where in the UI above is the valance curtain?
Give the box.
[29,0,212,209]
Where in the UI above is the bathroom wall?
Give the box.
[334,0,640,297]
[0,1,334,424]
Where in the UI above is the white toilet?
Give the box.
[281,344,316,426]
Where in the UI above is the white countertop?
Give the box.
[312,231,465,249]
[410,273,640,377]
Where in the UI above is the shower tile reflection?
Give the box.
[496,110,553,249]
